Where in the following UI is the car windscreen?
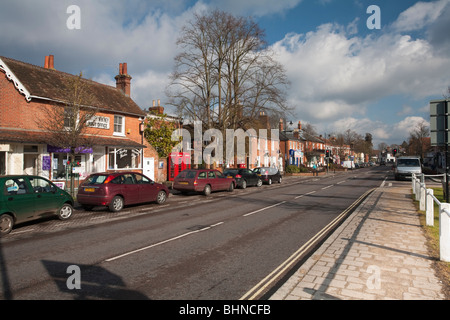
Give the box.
[397,159,420,167]
[83,174,108,185]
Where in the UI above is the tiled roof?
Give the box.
[0,128,145,148]
[0,56,145,117]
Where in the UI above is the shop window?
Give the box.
[52,154,86,180]
[108,148,141,170]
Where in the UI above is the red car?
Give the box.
[173,169,235,196]
[77,172,169,212]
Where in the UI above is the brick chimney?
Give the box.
[44,55,55,69]
[279,119,284,132]
[115,62,132,96]
[259,111,270,130]
[149,100,164,115]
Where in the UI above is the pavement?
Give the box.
[270,182,448,300]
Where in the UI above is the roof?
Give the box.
[0,56,145,117]
[0,128,146,149]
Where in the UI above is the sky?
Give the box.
[1,0,450,148]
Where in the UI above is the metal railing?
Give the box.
[412,173,450,262]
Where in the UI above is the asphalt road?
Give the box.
[0,166,391,300]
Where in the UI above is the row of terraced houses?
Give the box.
[0,54,353,187]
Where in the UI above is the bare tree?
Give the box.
[408,120,430,158]
[37,72,98,195]
[166,10,290,131]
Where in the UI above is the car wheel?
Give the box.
[257,179,262,187]
[203,185,212,196]
[241,180,247,189]
[0,214,14,236]
[156,191,167,204]
[228,182,234,192]
[109,196,124,212]
[58,203,73,220]
[268,178,272,185]
[279,176,282,184]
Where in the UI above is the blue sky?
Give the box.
[1,0,450,148]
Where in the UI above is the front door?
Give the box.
[143,158,155,181]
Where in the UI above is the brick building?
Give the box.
[0,55,164,186]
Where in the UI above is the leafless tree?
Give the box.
[166,10,291,131]
[408,120,430,158]
[36,72,98,195]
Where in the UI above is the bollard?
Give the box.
[439,203,450,262]
[426,189,434,226]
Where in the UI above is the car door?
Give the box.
[28,177,61,217]
[214,171,229,190]
[242,169,257,185]
[134,173,158,203]
[3,177,35,222]
[121,173,140,205]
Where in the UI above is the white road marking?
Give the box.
[243,201,287,217]
[105,222,225,262]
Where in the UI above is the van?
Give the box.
[394,156,422,180]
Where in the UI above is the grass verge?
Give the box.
[414,187,450,299]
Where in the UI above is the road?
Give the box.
[0,166,391,300]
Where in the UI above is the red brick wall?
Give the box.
[1,72,167,182]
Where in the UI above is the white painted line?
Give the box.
[321,185,333,190]
[337,180,346,185]
[105,222,224,262]
[294,190,316,199]
[243,201,287,217]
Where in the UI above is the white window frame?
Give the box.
[113,115,125,136]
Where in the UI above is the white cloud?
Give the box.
[207,0,302,17]
[392,0,450,32]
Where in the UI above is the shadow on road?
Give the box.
[41,260,149,300]
[0,239,12,299]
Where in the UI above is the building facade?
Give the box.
[0,55,164,187]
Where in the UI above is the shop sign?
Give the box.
[86,116,110,130]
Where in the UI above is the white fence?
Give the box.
[412,173,450,262]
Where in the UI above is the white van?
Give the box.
[394,156,422,180]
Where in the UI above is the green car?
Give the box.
[0,175,74,236]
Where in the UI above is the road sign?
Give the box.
[430,99,450,146]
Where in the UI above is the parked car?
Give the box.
[393,156,422,181]
[77,172,169,212]
[223,168,262,189]
[173,169,235,196]
[252,167,282,185]
[0,175,74,236]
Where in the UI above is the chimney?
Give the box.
[44,55,55,69]
[149,100,164,115]
[279,119,284,132]
[115,62,132,96]
[298,121,302,130]
[259,111,270,130]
